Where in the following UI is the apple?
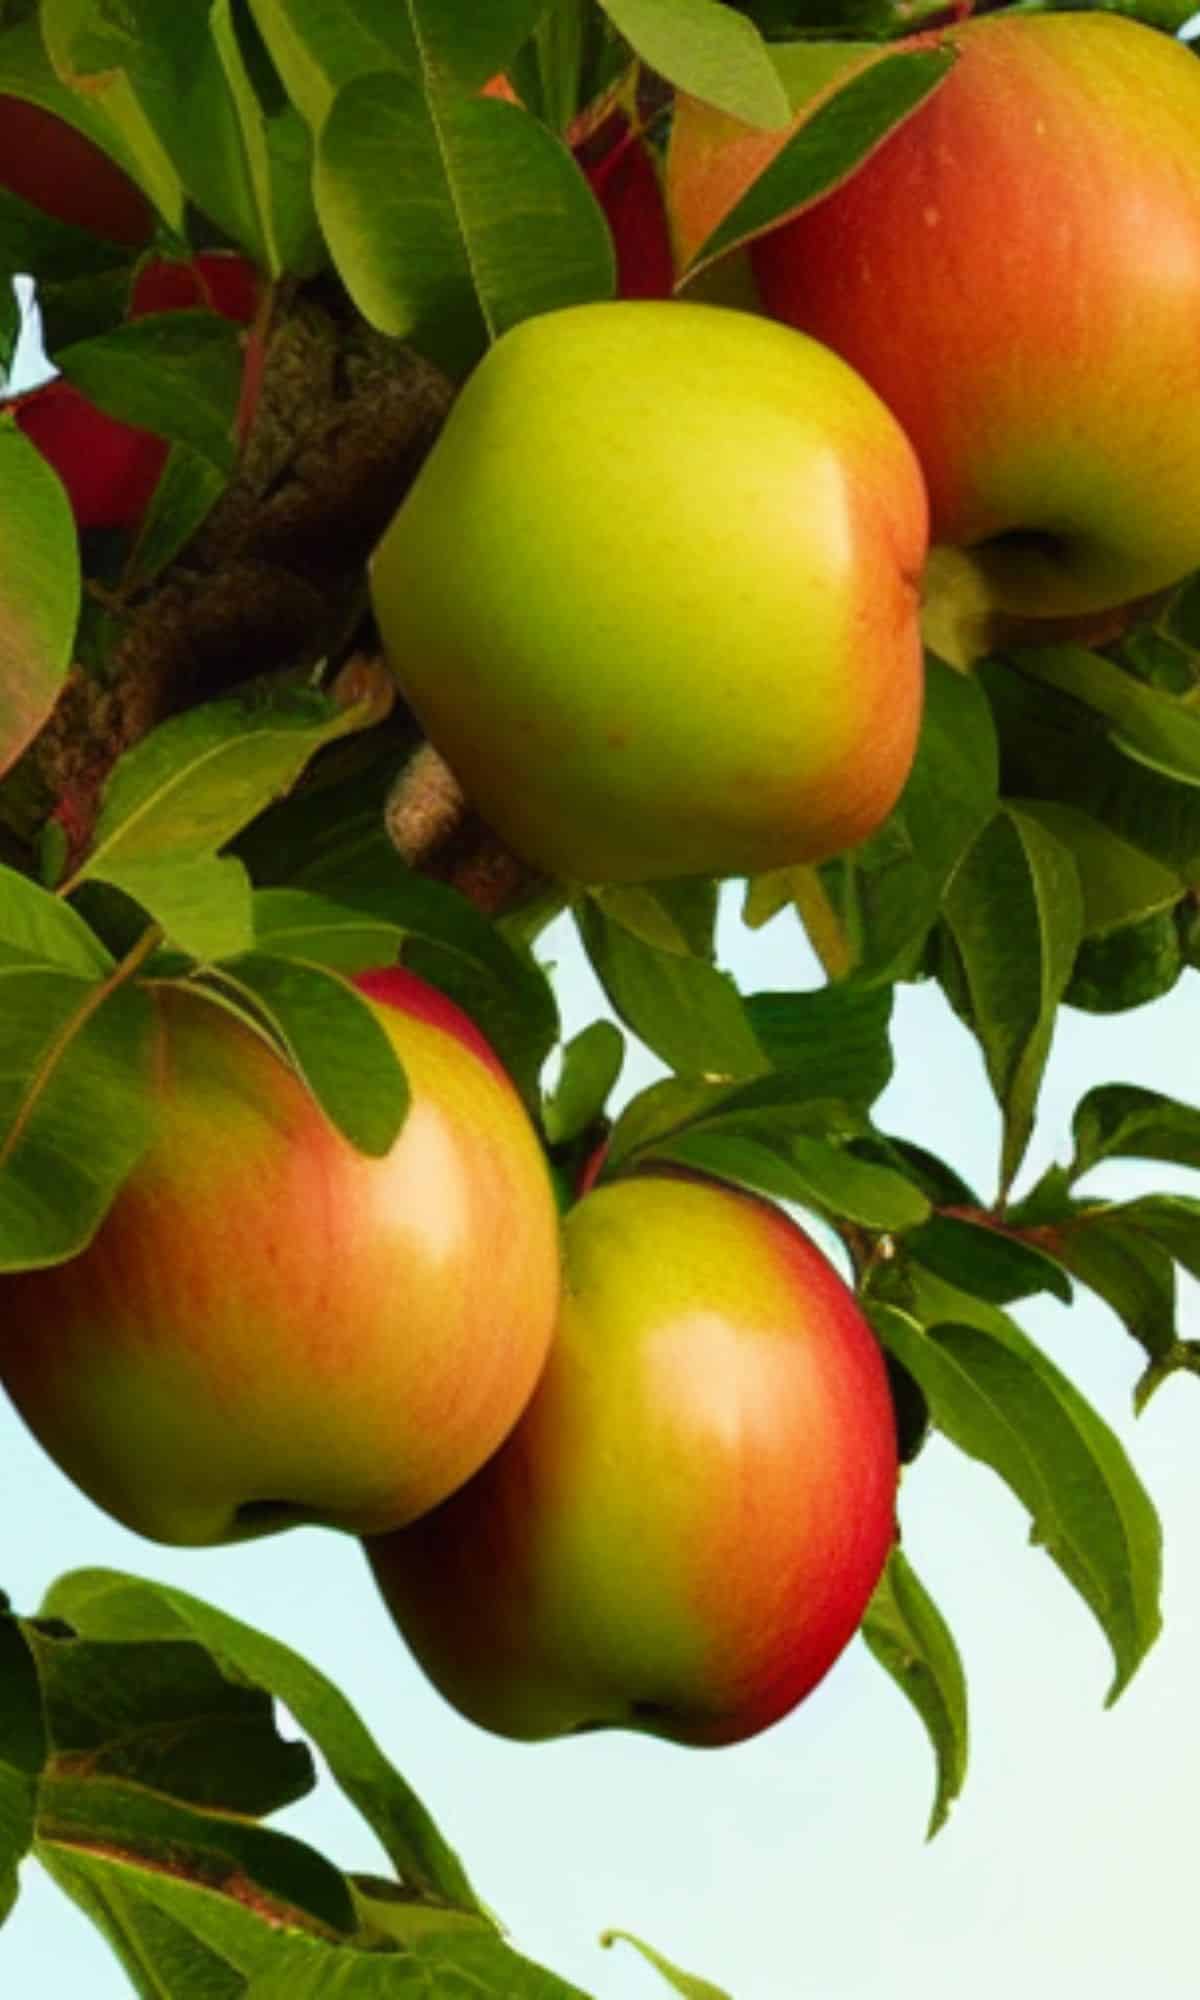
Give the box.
[12,378,171,531]
[129,249,261,326]
[370,300,928,884]
[0,95,153,245]
[10,251,261,531]
[750,11,1200,622]
[367,1171,898,1746]
[0,967,561,1546]
[575,107,675,300]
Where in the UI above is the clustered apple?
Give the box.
[368,1172,898,1745]
[14,6,1191,1758]
[750,11,1200,623]
[0,969,562,1545]
[370,299,928,884]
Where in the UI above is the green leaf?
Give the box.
[0,970,154,1273]
[75,688,371,899]
[0,865,112,976]
[98,855,255,964]
[203,957,409,1158]
[210,0,324,280]
[576,895,765,1079]
[0,1613,44,1924]
[872,1286,1162,1701]
[543,1021,625,1145]
[686,47,952,269]
[590,879,719,959]
[822,656,1000,984]
[601,1928,734,1999]
[941,805,1084,1193]
[1050,1212,1179,1375]
[863,1546,968,1840]
[606,1068,862,1172]
[23,1625,312,1821]
[58,315,245,472]
[1109,1194,1200,1283]
[905,1213,1073,1307]
[645,1128,929,1230]
[246,0,545,128]
[1064,907,1184,1016]
[1010,799,1183,937]
[294,833,559,1107]
[980,655,1200,878]
[315,77,613,377]
[1012,645,1200,789]
[41,1569,481,1910]
[743,981,894,1105]
[1070,1082,1200,1181]
[603,0,788,128]
[0,419,81,779]
[42,0,265,257]
[252,886,403,971]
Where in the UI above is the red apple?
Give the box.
[576,108,675,300]
[0,968,562,1546]
[0,95,153,245]
[368,1172,898,1746]
[750,11,1200,621]
[12,378,169,531]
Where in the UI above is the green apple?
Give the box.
[370,301,928,884]
[0,968,561,1545]
[750,12,1200,623]
[367,1172,898,1746]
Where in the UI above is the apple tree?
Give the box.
[1,1,1198,1994]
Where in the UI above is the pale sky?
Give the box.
[3,895,1197,2000]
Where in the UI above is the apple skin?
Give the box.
[12,379,170,531]
[367,1172,898,1746]
[10,252,260,531]
[0,95,153,245]
[750,12,1200,620]
[0,967,561,1546]
[370,300,928,884]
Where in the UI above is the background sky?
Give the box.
[3,890,1197,2000]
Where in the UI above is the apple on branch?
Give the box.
[368,1171,899,1747]
[748,11,1200,642]
[370,299,929,885]
[0,969,562,1546]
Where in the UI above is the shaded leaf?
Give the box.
[872,1284,1162,1701]
[315,78,613,377]
[41,1569,479,1911]
[941,806,1084,1193]
[863,1546,968,1839]
[1070,1082,1200,1181]
[743,980,893,1105]
[203,956,409,1158]
[0,865,112,976]
[0,970,153,1273]
[644,1128,929,1230]
[905,1212,1073,1307]
[0,1613,44,1924]
[576,896,765,1079]
[543,1022,625,1146]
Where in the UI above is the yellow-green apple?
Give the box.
[0,968,561,1545]
[367,1172,898,1745]
[370,300,928,884]
[0,95,153,245]
[750,12,1200,624]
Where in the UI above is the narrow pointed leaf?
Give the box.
[863,1546,968,1839]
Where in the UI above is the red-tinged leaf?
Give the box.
[0,419,81,777]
